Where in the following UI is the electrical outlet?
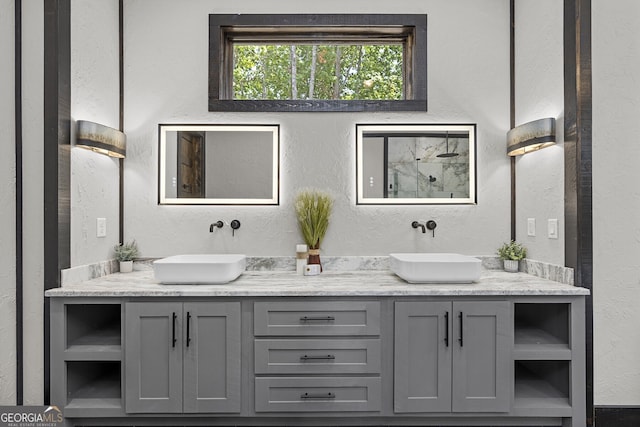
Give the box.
[548,219,558,239]
[527,218,536,237]
[97,218,107,238]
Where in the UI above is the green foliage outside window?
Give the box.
[233,44,403,101]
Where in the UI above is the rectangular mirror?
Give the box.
[356,124,476,204]
[159,124,279,205]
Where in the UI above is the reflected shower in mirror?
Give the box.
[356,124,476,204]
[158,124,279,205]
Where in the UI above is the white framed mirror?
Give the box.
[158,124,279,205]
[356,123,476,204]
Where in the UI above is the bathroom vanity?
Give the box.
[47,269,587,427]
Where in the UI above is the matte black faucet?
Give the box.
[412,221,426,233]
[210,221,224,232]
[426,220,437,237]
[230,219,241,236]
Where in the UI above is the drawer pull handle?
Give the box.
[458,312,464,347]
[301,392,336,399]
[186,312,191,347]
[171,312,177,348]
[444,311,449,347]
[300,316,335,322]
[300,354,336,361]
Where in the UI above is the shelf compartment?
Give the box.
[66,304,121,355]
[66,361,122,416]
[514,303,570,354]
[514,360,571,414]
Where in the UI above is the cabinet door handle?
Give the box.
[300,354,336,361]
[458,312,464,347]
[186,312,191,347]
[172,312,177,348]
[300,392,336,399]
[300,316,335,322]
[444,311,449,347]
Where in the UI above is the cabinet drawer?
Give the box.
[254,301,380,336]
[255,339,381,374]
[255,377,381,412]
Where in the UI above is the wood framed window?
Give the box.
[209,14,427,112]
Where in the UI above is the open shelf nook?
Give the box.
[514,303,570,358]
[66,361,122,414]
[514,360,571,411]
[66,304,121,356]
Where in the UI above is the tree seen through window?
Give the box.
[233,44,404,101]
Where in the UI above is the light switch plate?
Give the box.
[548,219,558,239]
[527,218,536,237]
[97,218,107,238]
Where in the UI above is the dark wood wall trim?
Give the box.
[14,0,23,405]
[119,0,124,245]
[43,0,71,403]
[564,0,593,425]
[595,407,640,427]
[509,0,516,241]
[43,0,71,283]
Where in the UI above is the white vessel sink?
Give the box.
[389,253,481,283]
[153,254,246,285]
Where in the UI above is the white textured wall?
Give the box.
[123,0,512,257]
[12,0,633,408]
[593,0,640,405]
[0,0,17,406]
[514,1,564,265]
[21,0,45,404]
[71,0,121,266]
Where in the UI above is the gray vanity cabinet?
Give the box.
[49,288,586,426]
[394,300,511,413]
[125,301,241,414]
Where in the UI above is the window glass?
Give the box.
[209,14,427,112]
[233,44,404,101]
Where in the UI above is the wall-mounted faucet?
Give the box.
[210,220,241,236]
[412,221,426,233]
[209,221,224,232]
[412,220,437,237]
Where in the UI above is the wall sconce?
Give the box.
[76,120,126,158]
[507,117,556,156]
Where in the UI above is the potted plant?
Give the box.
[294,189,333,271]
[114,240,139,273]
[497,240,527,272]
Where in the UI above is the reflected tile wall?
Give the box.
[387,136,470,198]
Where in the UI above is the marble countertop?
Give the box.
[46,269,589,297]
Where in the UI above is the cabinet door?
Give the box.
[125,302,183,413]
[183,302,241,413]
[452,301,510,412]
[394,301,452,412]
